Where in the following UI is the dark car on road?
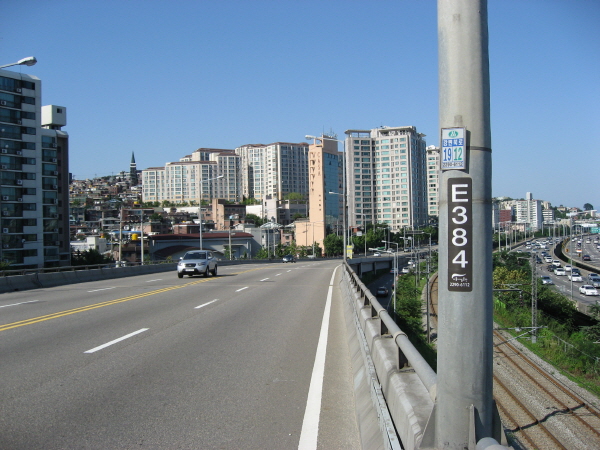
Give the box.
[282,255,296,263]
[376,287,389,297]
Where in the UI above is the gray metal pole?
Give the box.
[426,0,495,447]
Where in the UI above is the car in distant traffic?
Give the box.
[544,256,553,263]
[583,254,591,261]
[588,274,600,287]
[177,250,217,278]
[564,265,572,272]
[554,267,566,276]
[376,286,389,297]
[282,255,296,263]
[540,275,554,285]
[568,273,583,282]
[401,266,410,274]
[373,252,381,257]
[579,285,599,296]
[546,264,555,272]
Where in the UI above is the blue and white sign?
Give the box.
[441,127,466,170]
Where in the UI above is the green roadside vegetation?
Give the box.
[362,249,600,397]
[362,253,439,370]
[493,250,600,396]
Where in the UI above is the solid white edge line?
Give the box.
[195,299,218,309]
[84,328,149,354]
[297,265,338,450]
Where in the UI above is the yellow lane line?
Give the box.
[0,264,276,333]
[0,278,209,332]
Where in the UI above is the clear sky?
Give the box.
[2,0,599,210]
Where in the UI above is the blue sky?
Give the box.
[2,0,599,210]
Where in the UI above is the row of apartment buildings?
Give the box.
[4,65,584,268]
[141,127,437,233]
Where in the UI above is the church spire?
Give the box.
[129,152,138,186]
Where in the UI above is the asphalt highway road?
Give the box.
[0,260,360,449]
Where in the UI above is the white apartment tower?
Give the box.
[1,68,70,268]
[426,145,440,218]
[515,192,543,231]
[142,148,241,204]
[235,142,309,201]
[344,126,428,232]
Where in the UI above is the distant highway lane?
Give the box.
[0,260,360,449]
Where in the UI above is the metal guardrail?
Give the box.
[343,260,510,450]
[343,261,438,396]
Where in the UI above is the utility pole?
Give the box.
[531,251,538,343]
[422,0,503,447]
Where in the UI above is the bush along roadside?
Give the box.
[493,250,600,396]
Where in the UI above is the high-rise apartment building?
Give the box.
[0,69,70,268]
[296,135,342,249]
[515,192,543,231]
[426,145,440,218]
[142,148,241,204]
[344,126,428,232]
[235,142,309,201]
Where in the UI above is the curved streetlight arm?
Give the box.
[0,56,37,70]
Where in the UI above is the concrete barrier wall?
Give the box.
[0,264,178,294]
[0,258,296,294]
[340,264,434,450]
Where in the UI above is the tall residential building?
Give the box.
[344,126,428,232]
[426,145,440,218]
[1,69,70,268]
[141,148,241,204]
[235,142,309,201]
[296,135,342,249]
[515,192,543,231]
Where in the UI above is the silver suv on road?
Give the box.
[177,251,218,278]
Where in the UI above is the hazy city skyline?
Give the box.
[3,0,598,209]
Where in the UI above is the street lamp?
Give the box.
[382,240,399,314]
[0,56,37,70]
[355,213,368,256]
[198,175,224,251]
[306,134,346,261]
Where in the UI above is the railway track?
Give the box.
[493,330,600,449]
[427,274,600,449]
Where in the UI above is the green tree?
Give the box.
[584,203,594,211]
[323,233,343,256]
[285,192,306,202]
[393,274,423,336]
[245,213,265,227]
[71,249,113,266]
[242,197,260,205]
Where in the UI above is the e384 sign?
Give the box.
[448,178,472,292]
